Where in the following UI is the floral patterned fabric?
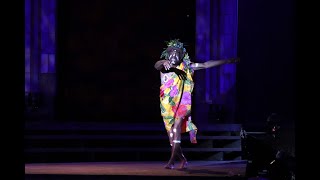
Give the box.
[159,60,198,134]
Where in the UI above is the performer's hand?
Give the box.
[172,68,187,80]
[163,60,172,70]
[229,57,240,63]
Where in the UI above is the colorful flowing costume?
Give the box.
[159,54,198,141]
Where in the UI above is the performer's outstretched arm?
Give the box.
[191,58,240,71]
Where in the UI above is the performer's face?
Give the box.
[168,49,182,65]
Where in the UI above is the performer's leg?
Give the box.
[176,144,188,169]
[167,127,174,146]
[164,118,187,169]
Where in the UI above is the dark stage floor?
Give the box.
[25,160,247,180]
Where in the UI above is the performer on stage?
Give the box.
[154,39,239,169]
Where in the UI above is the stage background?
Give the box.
[54,0,295,142]
[56,0,196,122]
